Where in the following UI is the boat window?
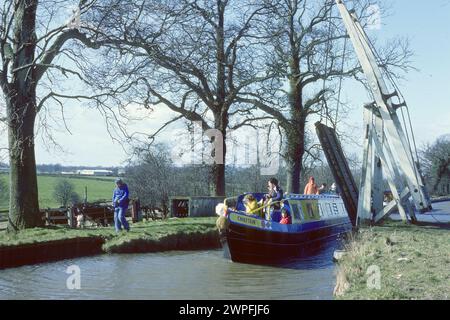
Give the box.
[288,202,301,221]
[306,203,315,218]
[340,203,346,216]
[318,204,323,217]
[322,203,328,217]
[318,204,327,218]
[326,203,332,216]
[332,203,339,215]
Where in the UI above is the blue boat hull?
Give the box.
[224,216,352,264]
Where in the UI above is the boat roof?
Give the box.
[237,193,340,201]
[284,193,341,201]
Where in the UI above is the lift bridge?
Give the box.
[316,0,432,227]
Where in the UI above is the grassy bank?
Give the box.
[335,221,450,300]
[102,218,220,253]
[0,217,220,269]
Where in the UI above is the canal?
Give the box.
[0,246,338,300]
[1,201,448,300]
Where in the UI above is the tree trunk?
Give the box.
[211,162,226,196]
[161,197,168,218]
[210,111,227,197]
[6,0,41,231]
[285,51,305,194]
[7,98,41,231]
[285,121,305,194]
[210,1,227,197]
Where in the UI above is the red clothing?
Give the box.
[280,215,292,225]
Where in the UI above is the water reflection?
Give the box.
[0,246,338,300]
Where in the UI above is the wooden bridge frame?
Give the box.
[336,0,432,224]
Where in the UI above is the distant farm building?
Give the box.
[0,167,9,174]
[169,196,226,218]
[76,169,114,176]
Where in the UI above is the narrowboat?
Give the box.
[217,193,353,264]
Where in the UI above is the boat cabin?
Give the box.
[231,193,348,224]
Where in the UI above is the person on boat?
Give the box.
[112,178,130,232]
[267,178,283,203]
[244,194,260,217]
[330,182,337,194]
[279,208,292,225]
[318,183,328,195]
[330,182,340,195]
[304,176,319,195]
[265,178,284,222]
[224,198,237,215]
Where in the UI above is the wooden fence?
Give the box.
[0,204,117,228]
[1,198,183,229]
[44,204,116,227]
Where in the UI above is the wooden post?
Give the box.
[45,210,50,226]
[131,199,141,223]
[68,206,76,228]
[136,198,141,222]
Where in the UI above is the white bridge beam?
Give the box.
[336,0,431,223]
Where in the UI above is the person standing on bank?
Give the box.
[112,178,130,232]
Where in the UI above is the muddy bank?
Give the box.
[103,230,221,254]
[0,237,105,269]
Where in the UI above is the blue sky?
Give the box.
[370,0,450,143]
[330,0,450,157]
[1,0,448,167]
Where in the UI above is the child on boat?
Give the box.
[279,208,292,225]
[244,194,261,217]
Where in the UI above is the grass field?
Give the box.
[0,173,115,211]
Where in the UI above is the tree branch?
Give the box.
[36,28,101,81]
[235,96,287,126]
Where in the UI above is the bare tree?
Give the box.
[420,135,450,195]
[81,0,276,196]
[53,179,79,207]
[127,144,174,215]
[0,0,123,230]
[127,143,212,214]
[236,0,414,193]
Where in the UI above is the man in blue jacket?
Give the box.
[112,178,130,232]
